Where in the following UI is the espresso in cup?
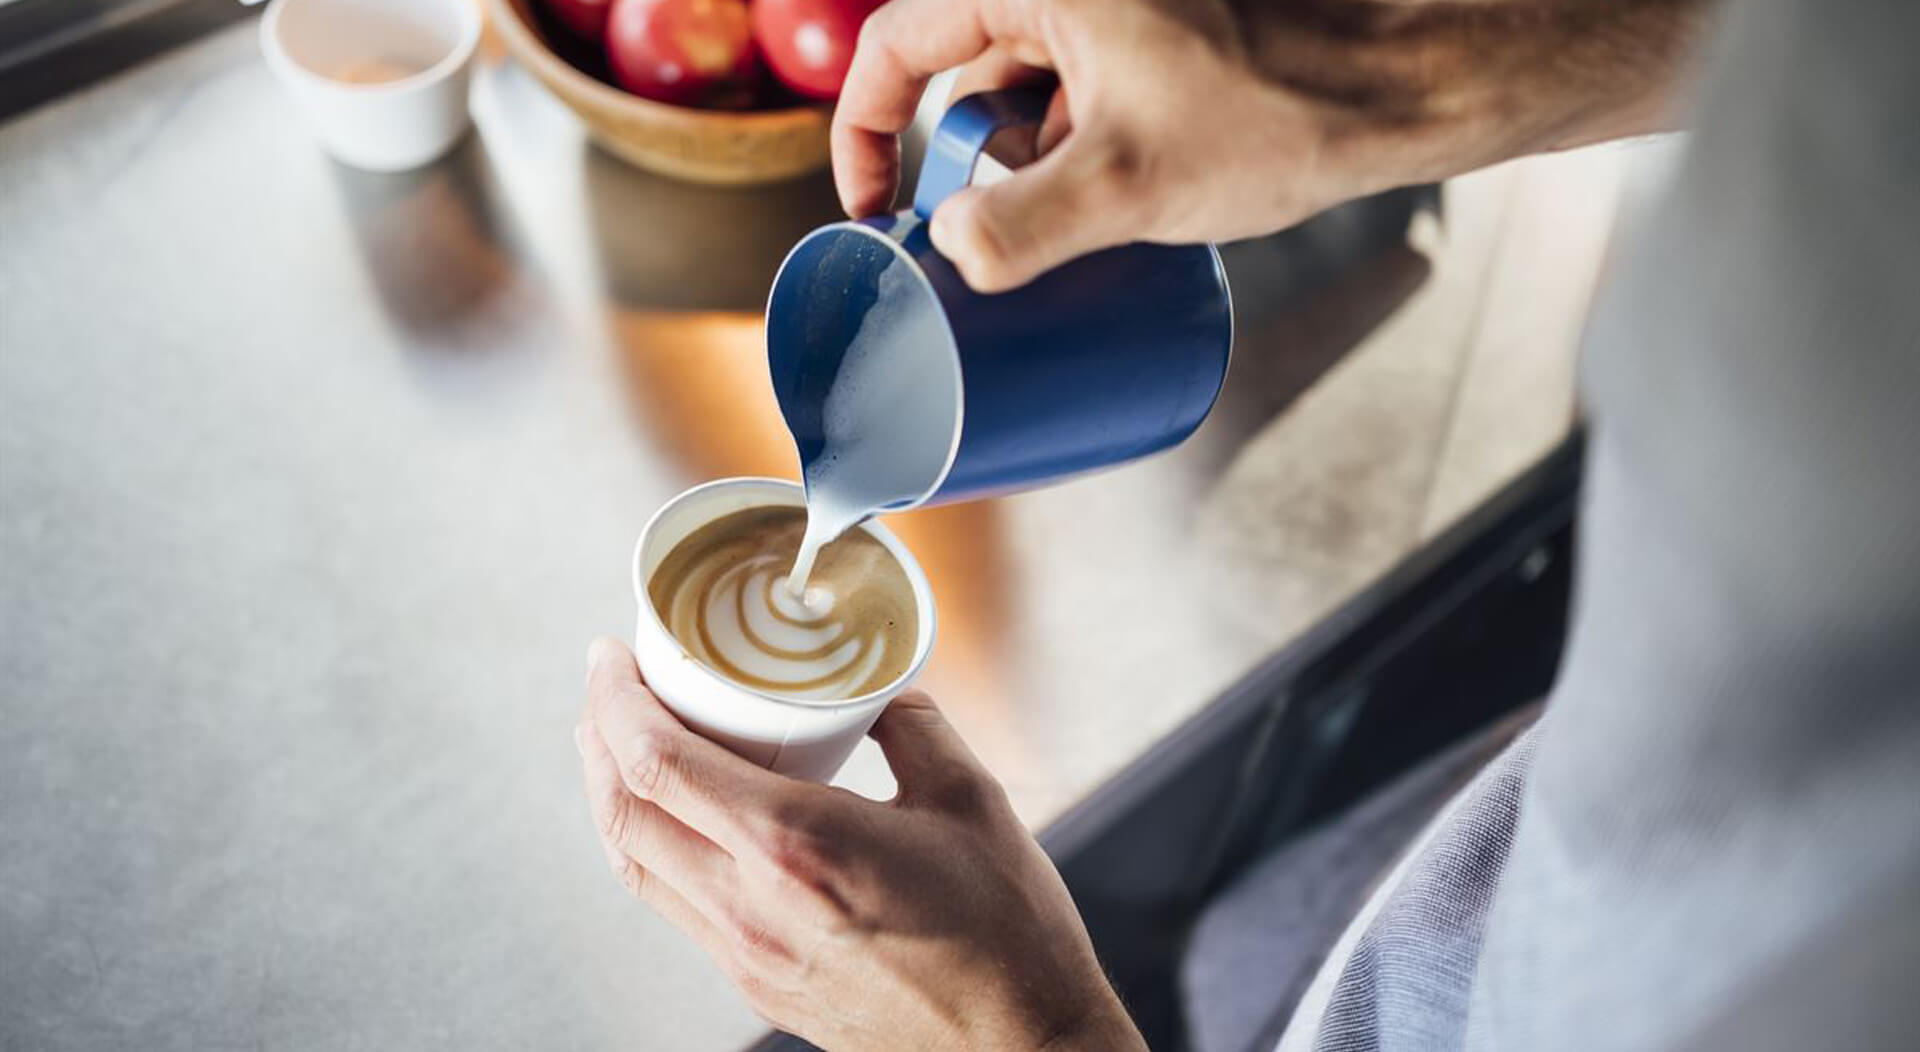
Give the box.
[648,506,918,701]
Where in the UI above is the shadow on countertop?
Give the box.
[584,147,843,313]
[328,132,559,400]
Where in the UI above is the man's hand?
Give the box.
[834,0,1707,292]
[576,637,1145,1051]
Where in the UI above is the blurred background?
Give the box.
[0,0,1672,1048]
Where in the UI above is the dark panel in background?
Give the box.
[0,0,254,122]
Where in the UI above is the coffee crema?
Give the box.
[648,507,916,700]
[331,58,427,84]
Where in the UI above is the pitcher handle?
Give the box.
[911,86,1054,220]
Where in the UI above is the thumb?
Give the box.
[929,134,1139,293]
[868,690,995,806]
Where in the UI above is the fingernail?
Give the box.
[574,724,588,757]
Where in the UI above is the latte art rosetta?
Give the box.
[648,508,916,699]
[670,553,887,697]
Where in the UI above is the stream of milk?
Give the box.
[784,253,957,598]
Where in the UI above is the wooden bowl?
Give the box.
[487,0,832,185]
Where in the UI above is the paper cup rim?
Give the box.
[631,477,937,711]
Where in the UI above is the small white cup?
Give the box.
[261,0,481,172]
[632,478,937,783]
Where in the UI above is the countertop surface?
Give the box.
[0,18,1622,1051]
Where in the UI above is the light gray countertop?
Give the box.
[0,18,1602,1051]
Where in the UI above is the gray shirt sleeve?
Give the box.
[1290,2,1920,1048]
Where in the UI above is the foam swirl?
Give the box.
[648,508,915,700]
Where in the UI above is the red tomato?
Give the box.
[605,0,760,108]
[751,0,883,100]
[544,0,612,42]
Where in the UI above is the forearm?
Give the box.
[1436,0,1713,151]
[1233,0,1715,186]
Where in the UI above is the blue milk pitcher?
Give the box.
[765,86,1233,511]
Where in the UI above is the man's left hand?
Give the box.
[576,637,1144,1051]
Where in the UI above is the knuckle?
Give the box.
[729,966,771,1003]
[767,822,836,884]
[1039,0,1092,31]
[728,917,797,967]
[930,770,1007,819]
[932,193,1026,292]
[952,218,1024,291]
[751,794,862,920]
[624,728,679,798]
[765,861,854,929]
[855,5,896,54]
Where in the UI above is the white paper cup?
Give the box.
[632,478,937,782]
[261,0,480,172]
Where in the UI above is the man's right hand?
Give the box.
[833,0,1707,293]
